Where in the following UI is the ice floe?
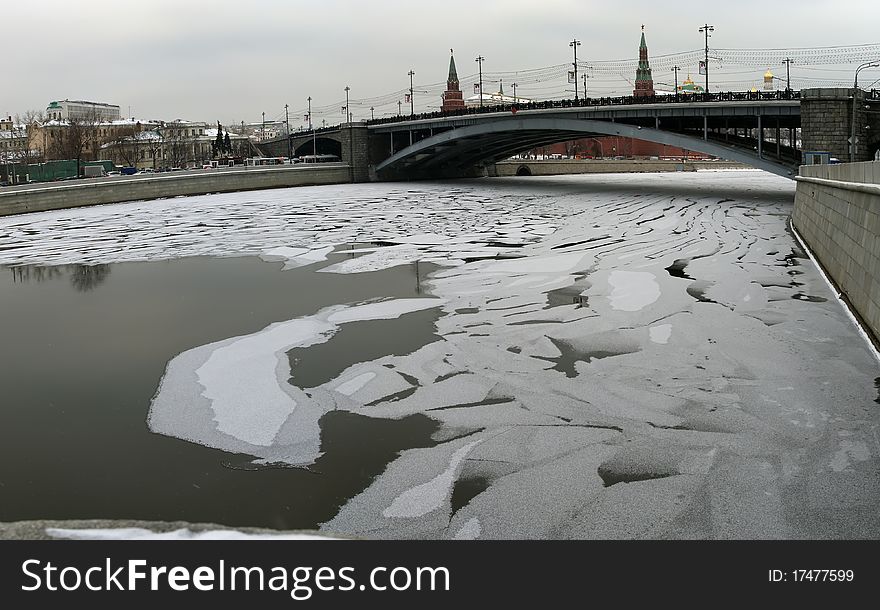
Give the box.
[607,270,661,311]
[148,297,445,464]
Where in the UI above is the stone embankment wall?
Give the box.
[793,161,880,344]
[0,165,350,217]
[490,159,747,177]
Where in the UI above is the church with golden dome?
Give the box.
[677,74,705,94]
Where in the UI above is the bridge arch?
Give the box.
[375,117,796,178]
[293,137,342,158]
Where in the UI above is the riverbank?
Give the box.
[0,163,350,217]
[2,159,754,218]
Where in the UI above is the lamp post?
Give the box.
[582,73,589,99]
[284,103,291,159]
[512,82,517,103]
[569,39,581,100]
[307,96,316,156]
[370,106,375,121]
[344,86,352,180]
[852,61,879,162]
[672,66,680,94]
[398,100,402,116]
[261,111,265,142]
[698,24,714,93]
[475,55,485,108]
[782,58,793,92]
[408,70,415,116]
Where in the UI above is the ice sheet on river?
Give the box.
[7,171,880,539]
[148,298,445,464]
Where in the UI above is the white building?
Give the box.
[464,83,531,108]
[241,120,287,142]
[46,99,121,122]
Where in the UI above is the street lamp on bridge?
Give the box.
[475,56,485,108]
[307,96,316,156]
[852,61,880,162]
[782,58,793,92]
[569,39,581,101]
[698,24,714,93]
[408,70,415,116]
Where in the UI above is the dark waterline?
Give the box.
[0,252,443,530]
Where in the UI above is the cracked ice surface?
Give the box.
[0,182,567,268]
[7,171,880,539]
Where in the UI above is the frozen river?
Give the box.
[1,170,878,539]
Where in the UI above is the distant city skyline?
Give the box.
[4,0,879,128]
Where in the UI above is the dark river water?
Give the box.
[0,252,442,529]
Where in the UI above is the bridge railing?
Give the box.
[365,89,802,128]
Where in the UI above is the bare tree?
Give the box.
[12,110,45,165]
[110,122,142,167]
[163,130,188,169]
[47,110,99,175]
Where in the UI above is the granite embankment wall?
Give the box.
[490,159,747,176]
[0,164,350,217]
[792,161,880,344]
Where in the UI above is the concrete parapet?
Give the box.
[0,165,351,217]
[792,161,880,345]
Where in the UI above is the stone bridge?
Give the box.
[256,88,880,182]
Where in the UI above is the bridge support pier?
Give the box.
[801,88,871,162]
[757,115,762,158]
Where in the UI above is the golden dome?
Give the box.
[764,69,774,80]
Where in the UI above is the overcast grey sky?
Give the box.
[5,0,879,128]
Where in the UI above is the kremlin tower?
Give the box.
[633,26,655,97]
[441,49,466,112]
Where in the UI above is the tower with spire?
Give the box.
[441,49,466,112]
[633,25,655,97]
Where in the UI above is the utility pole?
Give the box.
[582,73,589,99]
[344,86,352,180]
[512,82,517,102]
[569,39,581,100]
[698,24,714,93]
[408,70,415,116]
[370,106,375,120]
[308,96,316,156]
[261,111,265,143]
[398,100,402,116]
[475,55,485,108]
[782,58,793,92]
[284,103,291,160]
[672,66,680,93]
